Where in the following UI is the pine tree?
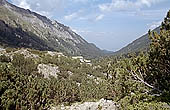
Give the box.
[147,10,170,91]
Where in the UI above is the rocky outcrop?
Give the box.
[52,99,117,110]
[0,47,5,54]
[12,48,39,58]
[37,64,60,79]
[46,51,64,57]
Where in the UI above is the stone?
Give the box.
[53,99,117,110]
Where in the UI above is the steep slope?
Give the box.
[0,0,104,58]
[113,26,160,55]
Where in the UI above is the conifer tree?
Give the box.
[147,10,170,91]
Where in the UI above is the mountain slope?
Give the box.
[0,0,104,58]
[113,26,160,55]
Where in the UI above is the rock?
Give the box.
[46,51,64,57]
[52,98,117,110]
[6,48,39,59]
[0,48,6,55]
[37,64,60,79]
[12,49,39,58]
[68,71,73,76]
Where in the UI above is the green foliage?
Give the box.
[127,102,170,110]
[0,55,11,63]
[5,47,18,53]
[98,53,149,102]
[119,93,154,110]
[0,62,53,109]
[0,62,80,109]
[0,50,113,109]
[112,10,170,109]
[28,49,46,56]
[79,79,113,101]
[95,19,170,106]
[11,53,37,75]
[51,79,80,105]
[146,10,170,91]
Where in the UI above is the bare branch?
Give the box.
[130,70,161,93]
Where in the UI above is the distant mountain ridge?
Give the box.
[113,26,160,55]
[0,0,105,58]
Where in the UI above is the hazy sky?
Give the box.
[8,0,170,51]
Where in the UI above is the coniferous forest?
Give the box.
[0,0,170,109]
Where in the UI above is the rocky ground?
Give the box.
[52,99,117,110]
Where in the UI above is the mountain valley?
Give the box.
[0,0,170,110]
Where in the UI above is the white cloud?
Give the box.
[38,11,52,18]
[71,0,89,3]
[78,17,89,20]
[64,10,83,21]
[98,0,167,21]
[12,0,30,9]
[64,12,79,21]
[72,28,110,38]
[11,0,65,17]
[10,0,167,22]
[64,10,104,22]
[10,0,104,22]
[135,9,167,20]
[70,0,99,3]
[99,0,165,12]
[147,20,162,30]
[95,14,104,21]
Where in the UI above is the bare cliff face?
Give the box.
[0,0,104,58]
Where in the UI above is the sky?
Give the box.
[8,0,170,51]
